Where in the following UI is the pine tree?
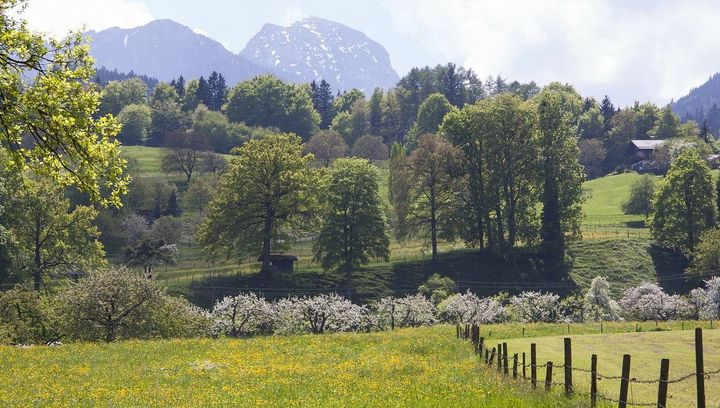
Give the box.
[195,76,211,107]
[700,119,711,143]
[170,76,185,98]
[368,88,383,135]
[207,71,227,111]
[311,79,334,129]
[600,95,615,131]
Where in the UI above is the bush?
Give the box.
[689,277,720,320]
[274,294,367,334]
[439,291,505,324]
[619,283,691,321]
[509,291,561,323]
[0,286,60,345]
[584,276,622,322]
[211,293,274,337]
[372,294,436,330]
[418,273,456,304]
[58,267,203,341]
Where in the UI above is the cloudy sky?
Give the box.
[21,0,720,106]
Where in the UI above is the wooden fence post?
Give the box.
[696,328,705,408]
[657,358,669,408]
[618,354,631,408]
[564,337,573,396]
[497,343,502,371]
[513,353,518,379]
[478,337,484,355]
[489,347,496,366]
[502,343,509,376]
[522,352,526,379]
[591,354,597,408]
[545,362,553,391]
[531,343,537,389]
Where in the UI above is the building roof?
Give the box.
[630,140,665,150]
[257,254,299,262]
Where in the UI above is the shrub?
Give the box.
[211,293,275,337]
[274,294,367,334]
[690,277,720,320]
[372,294,436,330]
[619,283,691,321]
[418,273,456,304]
[584,276,622,322]
[58,267,199,341]
[509,291,561,323]
[439,291,505,324]
[0,286,60,345]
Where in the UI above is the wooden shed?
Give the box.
[257,254,298,272]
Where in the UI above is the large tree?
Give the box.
[651,150,717,253]
[99,78,148,116]
[536,86,585,277]
[351,135,388,163]
[310,79,335,129]
[225,75,319,140]
[160,131,210,182]
[117,104,152,145]
[392,134,461,262]
[313,158,390,297]
[197,134,321,283]
[8,177,106,290]
[0,0,127,206]
[305,130,347,167]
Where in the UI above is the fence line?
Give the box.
[458,324,717,407]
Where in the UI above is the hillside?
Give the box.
[120,146,695,305]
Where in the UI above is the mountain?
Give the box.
[672,73,720,119]
[88,18,399,92]
[240,17,399,92]
[672,73,720,136]
[87,19,270,84]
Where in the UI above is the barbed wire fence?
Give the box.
[456,324,718,408]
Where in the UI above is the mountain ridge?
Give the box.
[88,17,399,92]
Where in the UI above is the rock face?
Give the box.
[88,19,270,84]
[240,17,399,92]
[88,18,399,92]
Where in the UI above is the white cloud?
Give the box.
[381,0,720,106]
[193,27,208,36]
[22,0,153,37]
[283,6,304,26]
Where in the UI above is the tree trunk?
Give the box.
[430,190,438,263]
[105,323,115,342]
[33,228,42,291]
[260,207,274,285]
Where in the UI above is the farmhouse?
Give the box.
[628,140,665,160]
[257,254,298,272]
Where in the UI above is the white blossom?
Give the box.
[372,294,436,329]
[510,291,561,323]
[584,276,622,321]
[619,283,691,321]
[439,291,505,324]
[273,294,367,334]
[211,293,274,337]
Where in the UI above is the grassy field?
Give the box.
[498,325,720,407]
[0,326,589,408]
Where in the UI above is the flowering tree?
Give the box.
[510,291,561,323]
[274,294,367,334]
[619,283,690,321]
[211,293,275,337]
[689,277,720,320]
[584,276,622,321]
[440,291,505,324]
[372,294,436,330]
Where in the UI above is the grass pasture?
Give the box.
[499,327,720,407]
[0,326,583,408]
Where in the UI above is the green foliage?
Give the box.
[406,93,454,148]
[579,138,607,179]
[652,104,680,139]
[117,103,152,145]
[149,99,188,146]
[0,286,60,344]
[309,79,335,129]
[392,134,462,262]
[313,158,390,296]
[689,228,720,276]
[225,75,320,140]
[536,87,586,276]
[197,134,321,281]
[6,177,106,290]
[651,150,717,253]
[100,78,148,116]
[622,174,656,218]
[151,82,180,105]
[418,273,456,304]
[333,89,365,113]
[123,238,178,278]
[0,3,127,206]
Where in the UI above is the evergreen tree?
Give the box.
[310,79,335,129]
[599,95,616,132]
[195,76,211,107]
[700,119,712,143]
[207,71,227,111]
[368,88,383,135]
[170,75,185,98]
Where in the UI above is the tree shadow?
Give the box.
[648,244,701,294]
